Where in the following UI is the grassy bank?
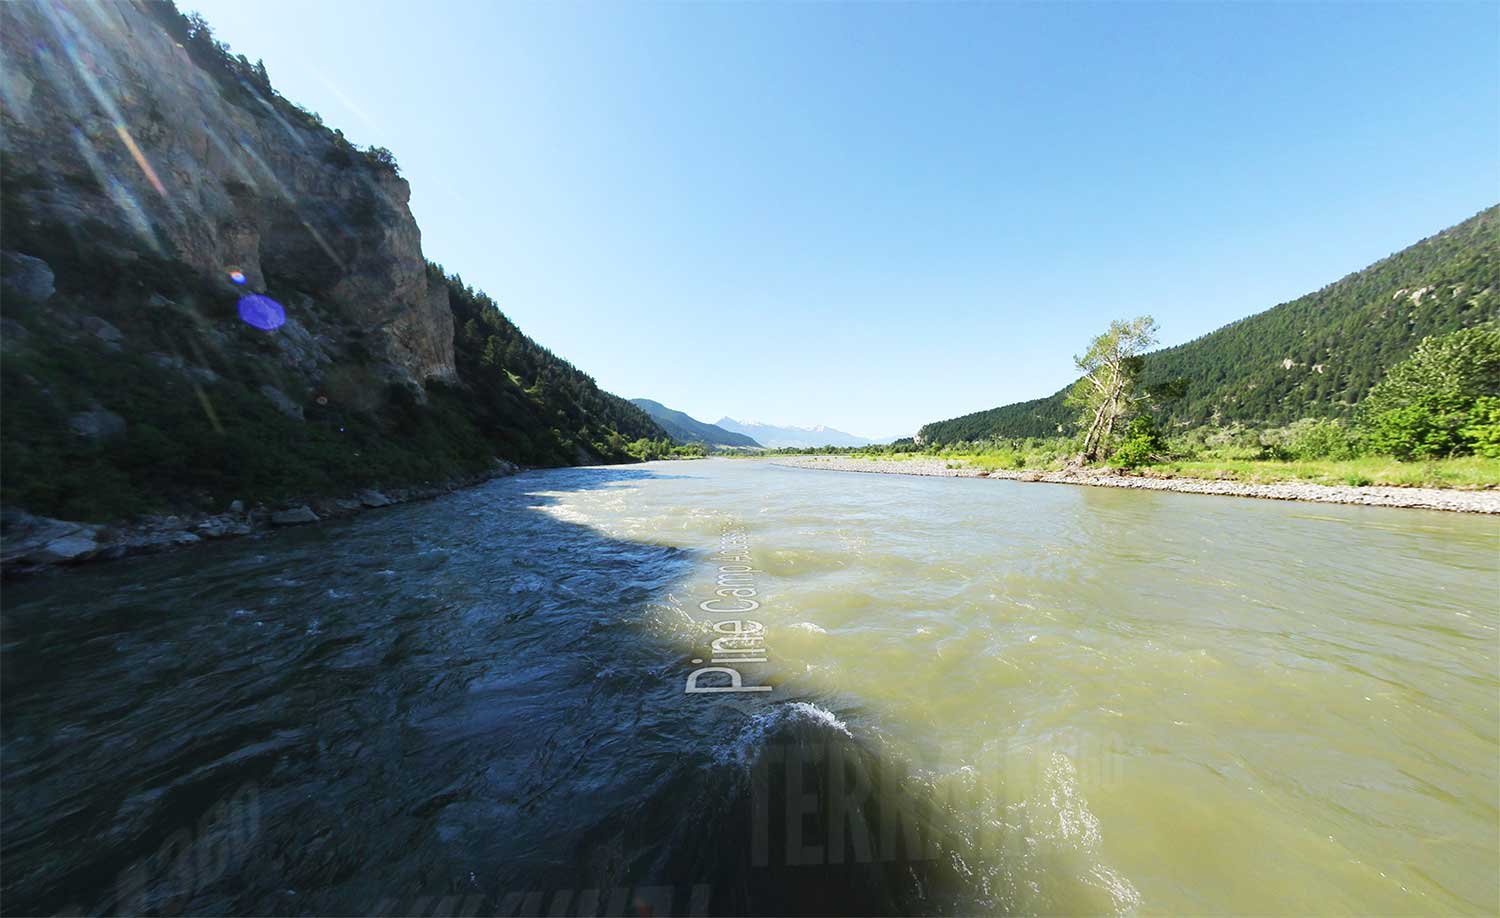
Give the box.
[931,449,1500,488]
[810,448,1500,490]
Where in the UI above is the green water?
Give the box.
[548,459,1500,913]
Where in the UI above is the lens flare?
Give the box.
[227,268,247,285]
[237,294,286,331]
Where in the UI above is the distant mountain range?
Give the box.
[715,418,876,449]
[629,400,762,447]
[919,205,1500,444]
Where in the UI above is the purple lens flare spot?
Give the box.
[237,294,285,330]
[227,268,247,285]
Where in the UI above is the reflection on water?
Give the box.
[2,459,1496,914]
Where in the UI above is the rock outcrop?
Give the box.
[67,407,128,441]
[0,511,102,565]
[270,506,320,526]
[0,251,54,302]
[0,0,457,386]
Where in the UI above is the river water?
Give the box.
[3,459,1497,915]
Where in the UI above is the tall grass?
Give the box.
[907,448,1500,488]
[1139,456,1500,489]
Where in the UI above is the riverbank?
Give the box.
[0,460,525,578]
[774,456,1500,514]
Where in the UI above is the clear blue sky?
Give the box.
[190,0,1498,439]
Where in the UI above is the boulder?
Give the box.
[0,251,54,303]
[271,506,319,526]
[1,319,30,352]
[3,508,71,537]
[268,316,334,374]
[137,530,183,552]
[149,353,219,384]
[68,408,128,441]
[258,384,305,421]
[33,533,100,563]
[79,316,125,349]
[196,516,250,539]
[312,497,361,517]
[358,489,393,508]
[0,511,100,566]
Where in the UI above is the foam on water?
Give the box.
[712,701,852,768]
[787,621,828,634]
[1041,752,1102,847]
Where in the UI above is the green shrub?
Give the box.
[1460,396,1500,458]
[1111,415,1165,468]
[1261,418,1359,461]
[1361,398,1470,460]
[1357,325,1500,460]
[1165,436,1202,461]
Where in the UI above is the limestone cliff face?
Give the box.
[0,0,455,383]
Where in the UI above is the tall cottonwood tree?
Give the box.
[1067,316,1159,461]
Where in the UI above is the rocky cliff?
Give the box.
[1,0,455,385]
[0,0,665,548]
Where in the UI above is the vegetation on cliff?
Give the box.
[442,265,667,463]
[0,0,667,524]
[0,249,666,521]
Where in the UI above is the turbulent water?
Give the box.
[3,459,1497,915]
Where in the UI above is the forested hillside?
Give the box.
[920,206,1500,443]
[629,400,762,447]
[446,268,665,464]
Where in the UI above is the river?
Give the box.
[2,459,1496,915]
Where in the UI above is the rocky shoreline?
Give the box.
[0,460,524,578]
[773,456,1500,514]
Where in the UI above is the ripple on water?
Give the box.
[745,551,834,581]
[1,460,1495,915]
[710,700,852,769]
